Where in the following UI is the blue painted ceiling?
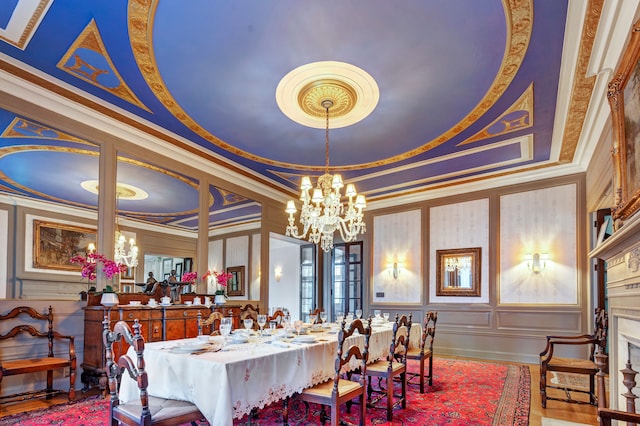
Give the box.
[0,0,584,232]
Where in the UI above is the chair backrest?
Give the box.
[269,309,286,327]
[334,317,372,395]
[592,307,608,353]
[418,311,438,355]
[388,313,412,365]
[199,311,224,335]
[103,318,151,422]
[240,303,260,319]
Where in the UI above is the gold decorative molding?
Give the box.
[558,0,602,163]
[460,83,533,145]
[2,117,88,144]
[129,0,533,171]
[57,20,149,111]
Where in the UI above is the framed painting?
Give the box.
[33,220,96,271]
[436,247,481,297]
[226,265,245,296]
[121,266,134,280]
[608,18,640,224]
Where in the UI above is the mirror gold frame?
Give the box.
[436,247,481,297]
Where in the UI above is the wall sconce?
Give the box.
[525,253,549,273]
[274,267,282,282]
[388,262,401,279]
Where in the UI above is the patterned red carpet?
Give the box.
[0,359,530,425]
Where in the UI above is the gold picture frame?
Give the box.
[226,266,245,296]
[608,18,640,225]
[33,220,96,271]
[121,266,134,280]
[436,247,481,297]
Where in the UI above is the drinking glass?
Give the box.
[355,309,362,319]
[257,314,267,334]
[309,313,317,325]
[374,309,381,319]
[336,314,344,325]
[243,318,253,332]
[319,311,327,325]
[220,318,232,343]
[294,320,303,336]
[383,312,390,322]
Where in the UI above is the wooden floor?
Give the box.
[0,361,599,425]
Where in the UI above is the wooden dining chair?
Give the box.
[268,309,286,328]
[406,311,437,393]
[283,317,372,426]
[365,313,412,422]
[103,317,204,426]
[198,311,224,335]
[539,307,608,408]
[239,304,260,330]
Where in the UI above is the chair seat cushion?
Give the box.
[115,395,202,422]
[367,359,405,375]
[301,379,363,398]
[546,356,596,373]
[406,348,431,359]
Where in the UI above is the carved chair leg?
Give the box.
[540,367,547,408]
[282,397,289,425]
[428,356,434,386]
[320,405,328,425]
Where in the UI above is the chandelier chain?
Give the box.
[285,98,366,251]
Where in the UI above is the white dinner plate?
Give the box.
[230,336,249,344]
[292,335,316,343]
[169,342,206,353]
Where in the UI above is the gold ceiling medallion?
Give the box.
[298,79,357,119]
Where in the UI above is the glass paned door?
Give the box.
[300,244,316,322]
[331,242,363,321]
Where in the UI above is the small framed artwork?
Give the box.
[226,265,245,296]
[436,247,481,297]
[33,220,96,271]
[121,266,134,280]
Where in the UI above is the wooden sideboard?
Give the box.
[81,300,242,392]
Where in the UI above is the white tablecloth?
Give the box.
[119,322,421,426]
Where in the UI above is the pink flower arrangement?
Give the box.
[70,253,126,283]
[202,270,233,295]
[181,271,198,284]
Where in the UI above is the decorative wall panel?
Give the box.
[429,199,489,303]
[499,184,577,304]
[372,209,422,304]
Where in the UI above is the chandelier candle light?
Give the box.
[114,194,138,268]
[285,100,366,252]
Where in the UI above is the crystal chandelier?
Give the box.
[445,256,471,272]
[285,100,366,252]
[114,195,138,267]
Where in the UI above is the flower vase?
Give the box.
[214,294,226,306]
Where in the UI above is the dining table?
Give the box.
[119,319,422,426]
